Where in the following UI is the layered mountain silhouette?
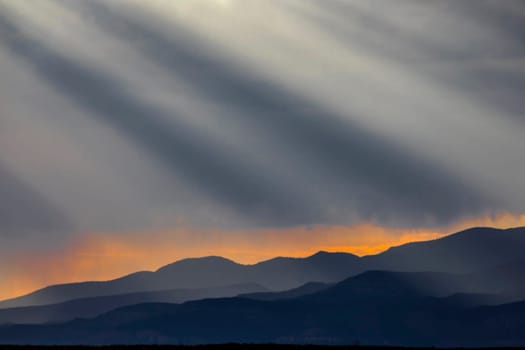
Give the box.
[0,269,524,346]
[0,283,266,325]
[0,227,524,346]
[2,261,520,326]
[0,252,361,309]
[2,227,523,310]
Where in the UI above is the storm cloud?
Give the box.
[0,0,524,240]
[0,163,70,234]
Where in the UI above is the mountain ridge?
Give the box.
[1,268,524,346]
[0,283,267,325]
[1,226,523,309]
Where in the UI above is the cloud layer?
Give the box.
[0,0,524,253]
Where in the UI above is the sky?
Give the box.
[1,0,525,300]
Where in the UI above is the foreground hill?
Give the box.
[0,270,523,347]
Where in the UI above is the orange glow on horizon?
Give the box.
[2,212,525,301]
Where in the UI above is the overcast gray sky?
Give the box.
[1,0,525,262]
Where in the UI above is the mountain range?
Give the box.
[0,226,524,346]
[0,270,524,346]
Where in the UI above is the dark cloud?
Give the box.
[287,0,525,124]
[64,1,499,226]
[1,0,523,232]
[0,12,319,227]
[292,0,525,62]
[0,5,498,228]
[0,163,71,234]
[432,64,525,126]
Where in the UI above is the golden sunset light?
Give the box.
[3,211,525,301]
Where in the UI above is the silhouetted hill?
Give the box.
[0,252,360,308]
[240,282,332,301]
[362,227,525,273]
[304,270,466,301]
[433,293,516,307]
[249,252,360,290]
[0,283,266,325]
[0,270,524,346]
[469,259,525,296]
